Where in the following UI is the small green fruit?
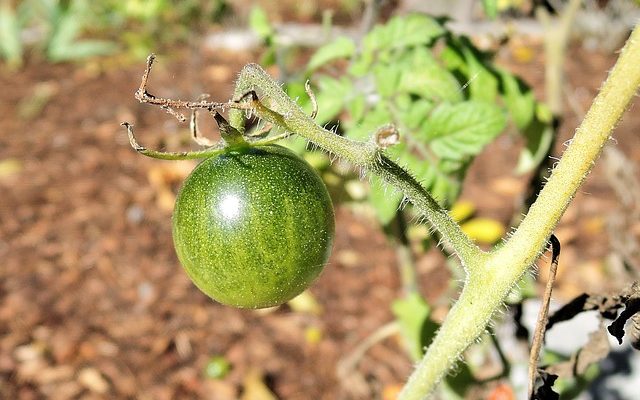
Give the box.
[172,144,334,309]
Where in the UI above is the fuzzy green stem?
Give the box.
[398,24,640,400]
[123,122,226,160]
[230,64,484,266]
[505,26,640,274]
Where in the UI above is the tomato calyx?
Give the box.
[213,111,248,148]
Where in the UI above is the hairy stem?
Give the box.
[398,24,640,400]
[504,26,640,270]
[230,64,484,267]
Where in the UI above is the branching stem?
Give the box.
[229,63,484,267]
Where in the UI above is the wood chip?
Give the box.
[78,367,110,394]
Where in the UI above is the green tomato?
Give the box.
[172,144,335,309]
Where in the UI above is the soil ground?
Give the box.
[1,29,639,400]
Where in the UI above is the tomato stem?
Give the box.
[229,63,485,268]
[121,122,226,160]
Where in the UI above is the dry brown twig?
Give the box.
[528,235,561,400]
[133,54,257,124]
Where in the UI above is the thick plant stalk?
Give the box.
[398,25,640,400]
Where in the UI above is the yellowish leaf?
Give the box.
[0,158,22,180]
[449,200,476,222]
[287,291,323,315]
[304,326,323,345]
[240,369,278,400]
[461,218,505,244]
[383,384,403,400]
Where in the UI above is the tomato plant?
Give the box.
[125,16,640,394]
[172,143,334,308]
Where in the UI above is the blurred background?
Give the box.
[2,0,640,399]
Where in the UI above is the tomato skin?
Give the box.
[172,144,334,309]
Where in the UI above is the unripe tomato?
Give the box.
[172,144,334,308]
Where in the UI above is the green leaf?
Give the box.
[364,14,445,53]
[47,8,82,53]
[482,0,498,19]
[399,63,463,102]
[429,172,462,206]
[390,133,464,207]
[443,362,475,399]
[437,158,466,174]
[345,102,391,141]
[0,4,23,68]
[45,3,117,62]
[48,39,117,61]
[424,101,506,160]
[401,99,434,130]
[392,293,439,361]
[286,81,309,109]
[394,93,411,110]
[369,175,403,225]
[396,46,463,102]
[440,42,466,72]
[346,94,366,125]
[373,63,402,98]
[499,69,536,130]
[402,152,460,206]
[259,47,276,67]
[442,36,498,102]
[406,46,437,66]
[516,117,554,174]
[249,6,274,39]
[348,49,373,77]
[463,48,498,103]
[393,145,429,178]
[281,135,308,155]
[314,76,353,124]
[536,102,554,123]
[307,36,355,71]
